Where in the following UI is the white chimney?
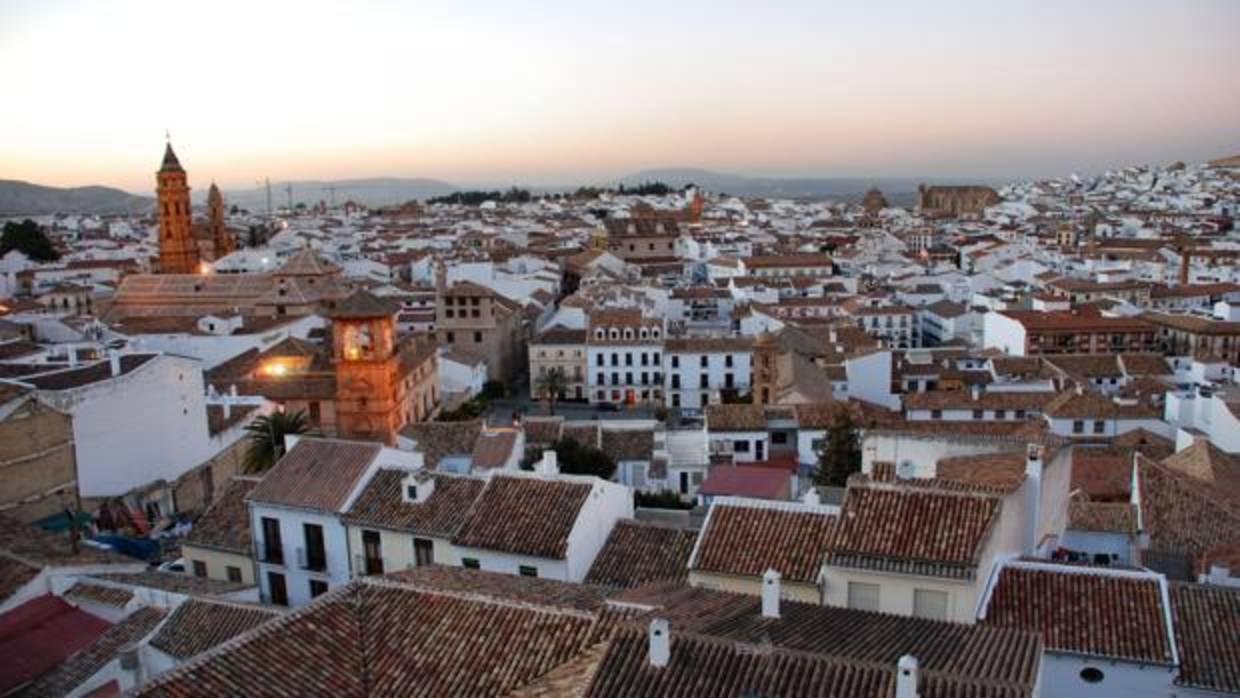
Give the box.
[108,350,121,377]
[648,618,670,668]
[970,384,981,401]
[762,569,781,619]
[118,643,144,686]
[896,655,919,698]
[1023,444,1043,555]
[223,396,231,420]
[1207,563,1231,585]
[538,450,558,476]
[801,488,821,506]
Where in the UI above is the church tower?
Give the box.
[751,330,780,406]
[331,290,405,445]
[156,140,200,274]
[206,182,233,260]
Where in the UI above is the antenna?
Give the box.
[265,178,272,219]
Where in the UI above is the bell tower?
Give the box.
[156,139,200,274]
[331,290,403,444]
[751,330,780,405]
[207,182,233,260]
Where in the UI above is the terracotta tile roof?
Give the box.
[982,563,1174,664]
[16,606,165,698]
[471,429,519,470]
[0,595,112,695]
[1112,428,1175,460]
[182,476,260,554]
[1044,354,1123,378]
[383,565,613,613]
[1070,447,1134,501]
[934,452,1028,493]
[704,404,767,431]
[1119,353,1172,377]
[691,500,837,584]
[149,599,281,660]
[824,484,1001,579]
[400,419,482,469]
[248,438,380,512]
[343,470,485,537]
[0,515,128,568]
[532,327,587,345]
[0,557,40,604]
[88,571,251,597]
[22,354,157,391]
[1162,441,1240,505]
[560,422,601,448]
[584,521,696,590]
[599,428,654,462]
[697,465,790,499]
[903,389,1055,412]
[1169,582,1240,694]
[63,582,133,609]
[1067,500,1136,533]
[1042,389,1160,419]
[136,578,623,698]
[453,475,592,559]
[628,584,1041,687]
[1136,455,1240,574]
[522,416,564,446]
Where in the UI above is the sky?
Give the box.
[1,0,1238,192]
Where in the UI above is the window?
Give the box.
[725,355,734,368]
[1072,420,1085,434]
[192,560,207,578]
[446,331,455,343]
[972,409,984,420]
[473,331,482,343]
[733,440,750,453]
[679,471,690,494]
[700,356,708,368]
[226,566,243,583]
[268,572,288,606]
[913,589,949,620]
[261,517,283,565]
[671,356,680,368]
[625,353,633,366]
[699,375,708,389]
[1014,410,1026,419]
[847,582,880,612]
[995,409,1006,420]
[303,523,326,572]
[519,565,538,578]
[1079,667,1105,684]
[930,409,942,419]
[309,579,329,598]
[1093,420,1105,434]
[771,432,787,445]
[461,558,480,569]
[362,529,383,576]
[414,538,434,566]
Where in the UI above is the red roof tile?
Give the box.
[0,595,111,695]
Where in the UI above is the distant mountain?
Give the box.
[616,168,1004,205]
[207,177,460,210]
[0,179,153,216]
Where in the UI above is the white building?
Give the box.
[663,336,752,410]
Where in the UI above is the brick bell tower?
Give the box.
[206,181,233,260]
[331,290,404,445]
[156,139,200,274]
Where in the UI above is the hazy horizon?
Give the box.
[3,0,1238,193]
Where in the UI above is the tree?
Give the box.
[812,411,861,487]
[1,219,60,262]
[243,410,309,473]
[549,438,616,480]
[534,367,568,415]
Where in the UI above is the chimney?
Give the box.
[108,350,121,377]
[970,384,981,401]
[1023,444,1043,555]
[801,488,821,506]
[538,450,558,476]
[762,569,781,618]
[223,395,231,420]
[648,618,670,668]
[119,643,144,686]
[1207,563,1231,584]
[896,655,919,698]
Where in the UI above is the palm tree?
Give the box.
[535,367,569,415]
[244,410,309,474]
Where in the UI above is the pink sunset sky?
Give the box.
[1,0,1237,191]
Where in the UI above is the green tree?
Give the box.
[812,411,861,487]
[1,219,60,262]
[244,410,310,473]
[534,367,568,415]
[549,437,616,480]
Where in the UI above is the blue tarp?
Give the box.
[90,535,162,562]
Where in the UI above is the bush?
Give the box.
[437,395,488,422]
[482,380,507,400]
[635,489,693,510]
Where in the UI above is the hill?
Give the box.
[616,168,1004,206]
[0,179,153,216]
[209,177,460,210]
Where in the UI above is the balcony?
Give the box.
[256,540,284,566]
[297,547,328,573]
[353,554,388,578]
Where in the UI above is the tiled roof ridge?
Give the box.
[358,576,599,620]
[853,478,1008,502]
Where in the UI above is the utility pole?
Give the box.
[265,178,273,219]
[286,183,293,212]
